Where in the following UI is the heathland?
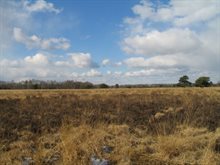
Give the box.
[0,88,220,164]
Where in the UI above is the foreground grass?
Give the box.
[0,88,220,164]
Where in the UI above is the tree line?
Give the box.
[0,76,219,89]
[0,80,103,89]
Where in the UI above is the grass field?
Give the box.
[0,88,220,164]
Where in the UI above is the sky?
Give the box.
[0,0,219,84]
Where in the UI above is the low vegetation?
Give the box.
[0,88,220,164]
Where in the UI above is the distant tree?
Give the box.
[115,84,119,88]
[82,82,94,89]
[98,83,109,88]
[178,75,191,87]
[33,84,39,89]
[195,76,212,87]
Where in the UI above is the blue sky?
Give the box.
[0,0,219,84]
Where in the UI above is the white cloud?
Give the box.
[0,55,53,81]
[69,52,98,68]
[82,69,102,77]
[54,61,70,67]
[122,28,200,56]
[23,0,61,14]
[113,71,122,76]
[131,0,173,22]
[13,27,70,50]
[130,0,220,26]
[124,69,155,77]
[101,59,123,67]
[124,55,183,69]
[0,0,68,52]
[174,6,219,26]
[0,52,102,81]
[123,68,187,79]
[131,1,153,20]
[0,52,218,84]
[114,62,123,67]
[102,59,110,66]
[71,72,80,78]
[171,0,220,26]
[0,1,31,51]
[106,71,112,75]
[24,53,48,65]
[0,59,21,69]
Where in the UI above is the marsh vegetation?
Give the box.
[0,88,220,164]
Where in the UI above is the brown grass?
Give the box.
[0,88,220,164]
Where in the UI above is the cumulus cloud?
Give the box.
[114,62,123,67]
[24,53,48,65]
[130,0,220,26]
[172,0,220,26]
[13,27,70,50]
[113,71,123,76]
[124,69,155,77]
[101,59,110,66]
[0,0,67,52]
[0,52,102,81]
[54,61,70,67]
[124,55,185,69]
[122,28,200,56]
[123,68,186,78]
[69,53,99,68]
[101,59,123,67]
[0,54,53,80]
[23,0,61,14]
[0,59,21,69]
[0,1,30,51]
[82,69,102,77]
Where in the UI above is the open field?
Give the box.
[0,88,220,165]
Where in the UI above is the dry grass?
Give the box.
[0,88,220,164]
